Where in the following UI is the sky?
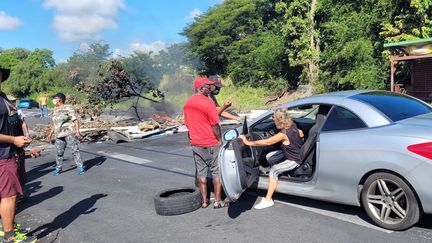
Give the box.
[0,0,222,62]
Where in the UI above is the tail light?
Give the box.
[407,142,432,160]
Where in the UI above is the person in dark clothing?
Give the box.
[207,76,240,121]
[239,108,304,209]
[0,67,36,242]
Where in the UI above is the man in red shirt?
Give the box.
[183,77,228,209]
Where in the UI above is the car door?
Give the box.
[219,135,259,202]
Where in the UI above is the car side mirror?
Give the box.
[224,129,239,141]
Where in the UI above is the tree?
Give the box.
[76,61,164,119]
[276,0,319,87]
[4,48,55,97]
[67,43,112,85]
[182,0,262,76]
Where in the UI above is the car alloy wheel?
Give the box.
[361,172,421,231]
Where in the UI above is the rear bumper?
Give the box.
[408,162,432,213]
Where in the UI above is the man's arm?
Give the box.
[217,100,232,115]
[0,134,31,147]
[220,110,240,120]
[21,120,30,137]
[46,126,55,141]
[211,124,222,145]
[74,120,81,139]
[217,100,240,120]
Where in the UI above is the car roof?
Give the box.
[252,90,394,127]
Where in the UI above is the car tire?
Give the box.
[154,187,201,216]
[361,172,422,230]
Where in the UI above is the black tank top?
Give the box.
[280,124,303,164]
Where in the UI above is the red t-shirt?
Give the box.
[183,94,220,147]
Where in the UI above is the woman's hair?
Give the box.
[273,108,293,129]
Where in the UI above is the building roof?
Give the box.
[384,37,432,48]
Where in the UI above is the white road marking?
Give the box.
[96,151,152,164]
[246,191,393,234]
[275,199,393,234]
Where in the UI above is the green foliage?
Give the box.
[380,0,432,42]
[227,31,289,88]
[3,48,56,97]
[183,0,292,89]
[217,86,268,111]
[182,0,262,75]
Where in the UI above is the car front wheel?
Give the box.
[361,172,421,231]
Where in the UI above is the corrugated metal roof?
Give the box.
[384,37,432,48]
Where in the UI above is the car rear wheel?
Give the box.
[361,172,421,230]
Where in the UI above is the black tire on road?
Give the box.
[361,172,422,231]
[154,187,201,216]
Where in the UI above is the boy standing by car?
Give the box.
[183,77,228,209]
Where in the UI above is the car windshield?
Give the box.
[351,91,432,122]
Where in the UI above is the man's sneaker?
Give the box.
[52,169,61,175]
[0,224,29,237]
[77,167,85,175]
[3,233,37,243]
[254,197,274,209]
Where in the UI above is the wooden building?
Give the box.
[384,38,432,101]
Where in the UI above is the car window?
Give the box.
[321,106,367,132]
[289,105,318,120]
[351,91,432,122]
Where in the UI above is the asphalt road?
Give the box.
[13,112,432,242]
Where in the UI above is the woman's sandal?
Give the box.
[202,201,210,208]
[213,200,229,209]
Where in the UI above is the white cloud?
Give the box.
[129,41,167,54]
[78,42,91,53]
[185,8,202,20]
[0,11,22,30]
[112,48,122,59]
[43,0,124,41]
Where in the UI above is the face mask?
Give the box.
[53,99,58,105]
[211,87,221,95]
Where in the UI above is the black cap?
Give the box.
[0,67,11,82]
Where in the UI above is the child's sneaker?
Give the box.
[77,167,85,175]
[52,169,61,176]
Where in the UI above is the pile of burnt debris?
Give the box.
[32,114,188,144]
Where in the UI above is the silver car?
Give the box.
[219,90,432,231]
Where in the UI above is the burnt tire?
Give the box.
[361,172,422,231]
[154,187,201,216]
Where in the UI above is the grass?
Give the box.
[217,86,268,112]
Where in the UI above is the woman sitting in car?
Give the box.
[239,108,303,209]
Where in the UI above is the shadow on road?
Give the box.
[227,192,258,219]
[29,193,108,240]
[26,161,56,183]
[84,156,107,171]
[415,214,432,229]
[17,186,63,214]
